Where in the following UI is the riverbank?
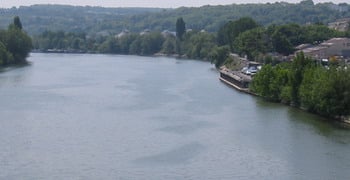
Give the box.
[0,61,31,70]
[218,64,350,125]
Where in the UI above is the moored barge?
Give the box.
[219,67,253,94]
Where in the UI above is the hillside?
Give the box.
[0,1,349,36]
[0,5,164,35]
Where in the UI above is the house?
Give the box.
[320,38,350,57]
[328,18,350,32]
[295,43,313,51]
[296,38,350,59]
[116,29,130,38]
[140,29,151,36]
[161,30,176,37]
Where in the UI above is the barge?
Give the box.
[219,67,253,94]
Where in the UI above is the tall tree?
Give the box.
[217,17,259,51]
[13,16,23,30]
[176,17,186,40]
[289,52,312,106]
[6,17,32,63]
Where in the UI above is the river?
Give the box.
[0,53,349,179]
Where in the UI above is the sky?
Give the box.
[1,0,348,8]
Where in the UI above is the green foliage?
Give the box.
[6,26,32,62]
[33,30,87,52]
[117,34,138,54]
[13,16,23,30]
[161,36,177,54]
[299,66,350,117]
[217,17,259,50]
[210,46,230,68]
[267,24,304,54]
[0,42,11,65]
[234,27,270,60]
[251,52,350,118]
[250,64,289,101]
[1,2,349,36]
[302,24,341,43]
[176,17,186,40]
[98,37,119,53]
[0,17,32,65]
[289,52,313,106]
[130,32,165,55]
[271,31,294,55]
[182,31,217,60]
[299,65,328,112]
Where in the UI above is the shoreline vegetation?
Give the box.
[0,17,32,66]
[249,53,349,124]
[1,1,350,123]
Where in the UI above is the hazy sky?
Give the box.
[1,0,347,8]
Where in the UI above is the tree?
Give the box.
[299,65,350,117]
[299,64,328,113]
[13,16,23,30]
[269,24,304,47]
[117,34,137,54]
[5,17,32,63]
[176,17,186,40]
[300,0,314,6]
[250,64,289,102]
[302,24,339,43]
[162,37,176,54]
[234,27,270,60]
[98,37,119,53]
[140,32,165,55]
[0,17,32,65]
[6,27,32,63]
[271,31,294,55]
[0,42,11,65]
[217,17,259,51]
[292,53,313,105]
[183,32,217,60]
[210,45,230,68]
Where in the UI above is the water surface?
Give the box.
[0,53,349,179]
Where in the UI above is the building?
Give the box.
[161,30,176,37]
[328,18,350,32]
[296,38,350,59]
[140,29,151,36]
[116,29,130,38]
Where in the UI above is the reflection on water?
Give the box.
[157,120,213,135]
[0,53,349,179]
[256,96,350,135]
[0,63,32,87]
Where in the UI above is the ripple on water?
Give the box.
[133,142,205,165]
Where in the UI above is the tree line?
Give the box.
[32,17,218,60]
[0,17,32,66]
[32,16,350,66]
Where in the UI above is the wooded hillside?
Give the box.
[0,1,349,35]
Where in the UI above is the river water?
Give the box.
[0,53,349,179]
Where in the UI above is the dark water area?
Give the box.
[0,53,349,179]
